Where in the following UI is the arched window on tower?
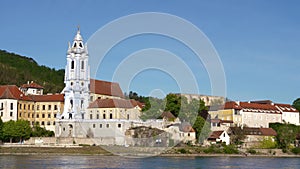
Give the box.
[71,60,74,69]
[70,100,73,109]
[79,42,83,48]
[81,60,84,69]
[73,42,77,48]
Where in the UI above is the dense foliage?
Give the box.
[292,98,300,112]
[0,50,64,93]
[0,119,54,143]
[270,122,300,150]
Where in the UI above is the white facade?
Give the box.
[0,99,18,122]
[60,28,90,120]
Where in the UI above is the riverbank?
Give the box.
[1,145,300,157]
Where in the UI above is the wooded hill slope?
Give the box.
[0,50,64,94]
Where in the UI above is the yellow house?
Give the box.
[18,94,64,131]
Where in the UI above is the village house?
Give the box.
[207,130,230,145]
[229,127,277,148]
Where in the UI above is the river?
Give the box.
[0,155,299,169]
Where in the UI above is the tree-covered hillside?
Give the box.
[0,50,64,93]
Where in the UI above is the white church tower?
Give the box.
[60,27,90,120]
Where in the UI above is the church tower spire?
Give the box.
[60,27,90,120]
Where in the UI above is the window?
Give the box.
[32,105,35,110]
[1,112,3,116]
[0,103,3,109]
[41,121,45,125]
[19,113,21,117]
[37,105,39,110]
[47,122,51,125]
[96,114,99,119]
[93,124,96,128]
[53,121,55,125]
[127,114,129,120]
[19,104,22,109]
[54,114,57,118]
[118,124,121,128]
[32,114,34,118]
[48,105,51,110]
[100,124,102,128]
[81,60,84,69]
[90,114,93,119]
[71,60,74,69]
[63,127,65,131]
[28,113,30,118]
[37,114,39,118]
[110,113,113,119]
[103,114,106,119]
[23,104,25,110]
[10,112,13,117]
[106,124,109,128]
[42,114,45,118]
[28,105,30,110]
[10,103,13,110]
[48,114,51,118]
[42,105,45,110]
[54,105,57,110]
[188,133,190,137]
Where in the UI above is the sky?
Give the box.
[0,0,299,104]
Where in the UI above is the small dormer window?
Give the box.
[79,42,83,48]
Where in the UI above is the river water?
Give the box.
[0,155,299,169]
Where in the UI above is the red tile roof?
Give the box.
[240,102,280,114]
[90,79,124,98]
[29,94,64,102]
[224,101,242,110]
[275,103,298,112]
[21,82,44,89]
[179,122,195,132]
[161,111,176,120]
[130,99,144,109]
[88,99,134,108]
[0,85,32,101]
[230,127,277,136]
[208,131,224,139]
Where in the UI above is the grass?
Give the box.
[0,146,112,155]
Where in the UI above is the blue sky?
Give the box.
[0,0,299,104]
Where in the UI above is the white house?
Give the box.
[20,81,44,95]
[0,85,31,122]
[275,103,299,125]
[207,130,230,145]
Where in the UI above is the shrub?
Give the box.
[247,149,256,154]
[223,145,239,154]
[291,147,300,154]
[178,148,188,154]
[203,145,222,154]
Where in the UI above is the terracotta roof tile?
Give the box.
[0,85,32,101]
[88,99,134,108]
[275,103,299,112]
[90,79,124,98]
[230,127,277,136]
[21,82,44,89]
[240,102,280,114]
[224,101,242,110]
[161,111,176,120]
[29,94,64,102]
[208,131,224,139]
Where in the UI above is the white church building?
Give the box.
[55,28,159,145]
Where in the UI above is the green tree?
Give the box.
[15,120,32,142]
[2,120,17,143]
[31,123,54,137]
[192,116,211,144]
[140,97,166,121]
[164,94,181,117]
[0,117,3,141]
[292,98,300,112]
[270,123,299,150]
